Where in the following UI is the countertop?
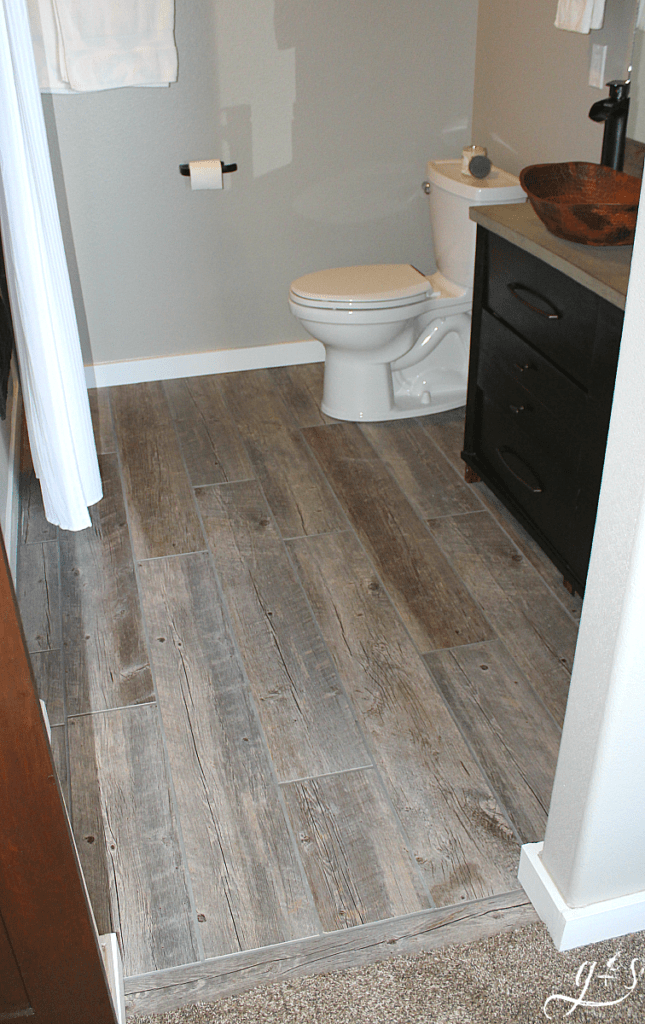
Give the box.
[470,202,632,310]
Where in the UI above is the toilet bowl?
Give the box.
[289,159,525,422]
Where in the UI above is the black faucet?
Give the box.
[588,80,630,171]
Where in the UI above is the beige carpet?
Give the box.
[130,922,645,1023]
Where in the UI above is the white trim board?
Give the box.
[85,340,325,389]
[99,933,126,1024]
[1,365,21,580]
[519,842,645,951]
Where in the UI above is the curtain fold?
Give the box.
[0,0,101,530]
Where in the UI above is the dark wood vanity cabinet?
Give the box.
[462,227,624,595]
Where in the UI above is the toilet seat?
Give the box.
[290,264,435,310]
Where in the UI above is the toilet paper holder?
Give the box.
[179,162,237,176]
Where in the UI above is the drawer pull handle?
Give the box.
[496,446,543,493]
[509,404,526,414]
[513,361,535,373]
[507,283,561,320]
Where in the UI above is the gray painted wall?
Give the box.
[44,0,479,368]
[471,0,637,177]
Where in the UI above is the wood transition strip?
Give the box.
[124,888,538,1016]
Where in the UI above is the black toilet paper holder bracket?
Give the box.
[179,162,238,176]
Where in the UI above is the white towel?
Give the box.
[26,0,177,93]
[555,0,605,33]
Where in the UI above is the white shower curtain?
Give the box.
[0,0,101,530]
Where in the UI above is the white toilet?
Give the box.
[289,159,525,422]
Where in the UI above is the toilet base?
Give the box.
[321,365,467,421]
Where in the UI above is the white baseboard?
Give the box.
[519,842,645,951]
[99,933,126,1024]
[85,339,325,389]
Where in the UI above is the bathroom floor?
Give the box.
[16,363,582,1016]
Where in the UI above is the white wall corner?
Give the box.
[519,843,645,952]
[98,933,126,1024]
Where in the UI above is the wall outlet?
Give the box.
[589,44,608,89]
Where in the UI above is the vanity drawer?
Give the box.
[484,234,598,389]
[475,394,592,580]
[477,309,587,424]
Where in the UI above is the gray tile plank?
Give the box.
[428,511,576,726]
[18,471,57,543]
[137,552,319,957]
[281,769,429,931]
[268,363,332,428]
[424,641,561,843]
[218,369,346,538]
[360,419,483,519]
[124,889,538,1015]
[110,382,205,560]
[163,376,254,486]
[69,705,200,976]
[287,530,520,906]
[471,482,584,620]
[60,453,155,715]
[419,410,583,618]
[29,649,64,725]
[303,423,495,652]
[418,406,468,476]
[88,387,116,454]
[195,480,370,782]
[16,539,61,653]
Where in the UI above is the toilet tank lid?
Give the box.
[427,159,525,203]
[290,264,430,303]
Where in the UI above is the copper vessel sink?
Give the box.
[519,162,641,246]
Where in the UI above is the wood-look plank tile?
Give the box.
[60,453,154,715]
[428,511,576,726]
[18,471,57,544]
[195,480,370,781]
[418,407,467,476]
[268,363,331,428]
[281,769,429,931]
[360,419,483,519]
[163,376,254,486]
[303,423,495,652]
[287,531,520,906]
[16,539,61,653]
[419,410,583,618]
[137,552,318,957]
[424,641,561,844]
[69,705,200,976]
[29,649,64,725]
[110,382,204,560]
[471,482,584,620]
[218,369,346,538]
[88,388,116,454]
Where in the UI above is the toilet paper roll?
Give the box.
[188,159,223,190]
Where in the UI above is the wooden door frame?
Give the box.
[0,528,117,1023]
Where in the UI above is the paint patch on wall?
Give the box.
[293,162,421,225]
[215,0,296,177]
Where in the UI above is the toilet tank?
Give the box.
[427,159,525,289]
